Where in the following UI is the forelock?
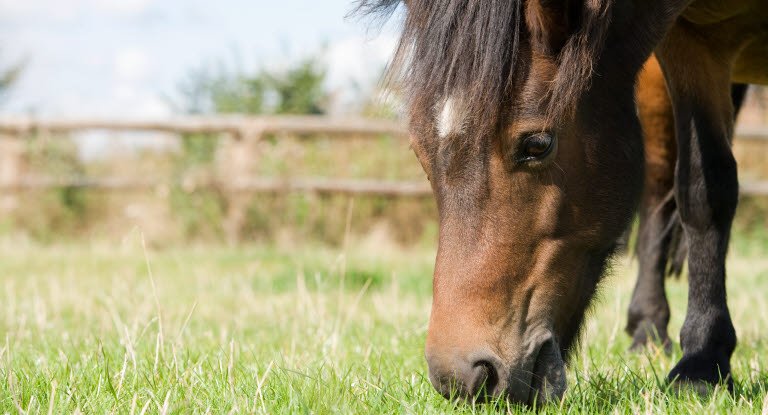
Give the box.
[354,0,614,139]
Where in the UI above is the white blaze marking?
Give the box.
[437,97,467,138]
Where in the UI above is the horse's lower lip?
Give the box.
[497,334,559,405]
[524,336,567,406]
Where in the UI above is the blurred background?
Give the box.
[0,0,436,248]
[0,0,765,249]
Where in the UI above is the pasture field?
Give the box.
[1,232,767,414]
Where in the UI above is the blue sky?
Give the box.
[0,0,400,117]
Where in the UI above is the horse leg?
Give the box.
[626,55,676,352]
[655,27,739,391]
[626,58,749,353]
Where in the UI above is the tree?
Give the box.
[0,58,22,104]
[176,56,328,116]
[266,59,327,115]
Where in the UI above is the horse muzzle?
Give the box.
[425,332,567,406]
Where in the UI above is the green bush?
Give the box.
[176,56,328,116]
[15,137,92,240]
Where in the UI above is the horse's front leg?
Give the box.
[655,26,739,391]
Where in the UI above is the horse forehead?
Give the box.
[436,97,468,139]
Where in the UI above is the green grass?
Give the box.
[1,233,767,414]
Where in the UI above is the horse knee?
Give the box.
[676,151,738,233]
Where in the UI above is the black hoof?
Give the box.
[667,354,733,394]
[626,319,672,354]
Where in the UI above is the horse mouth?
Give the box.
[524,337,567,407]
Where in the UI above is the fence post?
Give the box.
[217,128,262,243]
[0,134,23,214]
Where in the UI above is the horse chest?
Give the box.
[733,34,768,85]
[679,0,768,85]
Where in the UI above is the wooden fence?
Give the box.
[0,115,766,197]
[0,115,407,140]
[0,115,433,197]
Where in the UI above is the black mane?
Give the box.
[354,0,613,136]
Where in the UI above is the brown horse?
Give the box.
[357,0,765,406]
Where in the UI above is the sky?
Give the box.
[0,0,401,118]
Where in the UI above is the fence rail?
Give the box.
[0,115,766,196]
[0,177,434,197]
[0,115,407,140]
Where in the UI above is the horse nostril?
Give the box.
[470,359,500,400]
[426,353,504,401]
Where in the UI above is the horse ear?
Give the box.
[525,0,573,55]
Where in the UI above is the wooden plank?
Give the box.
[0,115,407,140]
[735,125,768,141]
[740,181,768,196]
[226,177,431,197]
[1,176,433,197]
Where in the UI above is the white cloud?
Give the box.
[109,86,170,117]
[88,0,155,15]
[325,35,396,89]
[114,49,152,82]
[0,0,156,20]
[321,35,397,114]
[0,1,76,21]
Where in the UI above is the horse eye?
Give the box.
[521,132,555,160]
